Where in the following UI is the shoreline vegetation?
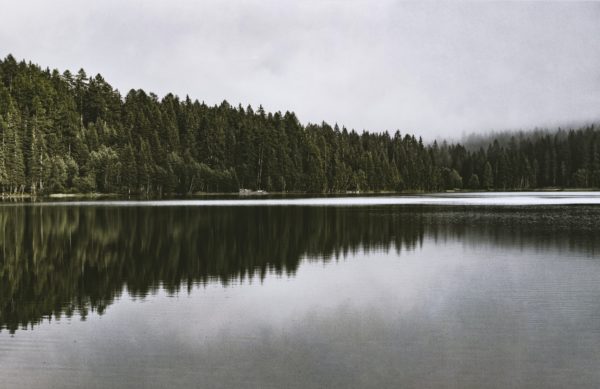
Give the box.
[1,54,600,197]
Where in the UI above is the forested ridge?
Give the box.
[0,54,599,196]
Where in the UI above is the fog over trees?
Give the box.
[1,55,599,195]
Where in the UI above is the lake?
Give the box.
[1,193,600,388]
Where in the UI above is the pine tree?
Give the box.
[29,99,49,194]
[482,162,493,190]
[4,103,25,193]
[467,174,480,189]
[120,143,138,194]
[1,54,599,196]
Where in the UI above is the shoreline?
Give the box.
[0,188,599,201]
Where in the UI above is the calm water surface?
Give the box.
[1,194,600,388]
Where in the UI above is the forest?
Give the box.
[0,54,599,195]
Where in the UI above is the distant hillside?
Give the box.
[0,54,599,195]
[461,126,598,151]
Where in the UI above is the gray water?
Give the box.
[1,194,600,388]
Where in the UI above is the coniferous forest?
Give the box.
[0,54,599,196]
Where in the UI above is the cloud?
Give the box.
[1,0,599,139]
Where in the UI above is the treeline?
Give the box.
[0,54,599,195]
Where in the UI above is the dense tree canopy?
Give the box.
[0,54,599,195]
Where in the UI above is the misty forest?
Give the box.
[0,54,599,196]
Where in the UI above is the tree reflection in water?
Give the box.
[1,204,599,333]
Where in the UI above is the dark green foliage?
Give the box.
[467,174,480,189]
[0,55,599,195]
[482,162,494,190]
[442,168,463,189]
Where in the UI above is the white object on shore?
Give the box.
[239,189,268,196]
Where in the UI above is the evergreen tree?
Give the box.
[3,103,26,193]
[0,54,598,196]
[467,174,480,189]
[482,162,493,190]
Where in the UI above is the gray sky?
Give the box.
[1,0,599,139]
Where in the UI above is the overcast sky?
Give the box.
[1,0,599,139]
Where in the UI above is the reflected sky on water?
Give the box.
[1,201,599,388]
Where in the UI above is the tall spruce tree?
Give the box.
[0,54,598,196]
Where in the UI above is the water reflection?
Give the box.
[1,205,599,333]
